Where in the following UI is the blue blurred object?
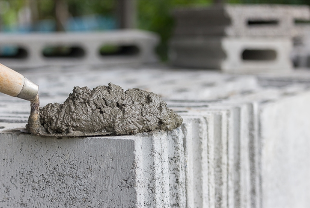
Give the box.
[0,45,19,57]
[35,19,56,32]
[66,15,116,31]
[1,14,117,33]
[0,15,117,56]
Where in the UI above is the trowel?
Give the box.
[0,63,111,137]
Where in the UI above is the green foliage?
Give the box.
[67,0,115,17]
[0,0,24,27]
[138,0,213,61]
[37,0,54,20]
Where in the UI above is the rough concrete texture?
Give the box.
[38,83,182,136]
[171,102,248,208]
[173,5,310,37]
[170,37,292,73]
[2,135,138,207]
[2,66,310,207]
[0,30,159,69]
[181,115,215,208]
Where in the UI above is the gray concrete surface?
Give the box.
[1,65,310,207]
[0,133,138,207]
[259,92,310,208]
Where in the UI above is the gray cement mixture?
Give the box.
[38,83,183,136]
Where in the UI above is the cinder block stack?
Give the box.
[170,5,310,73]
[0,30,159,69]
[1,66,310,207]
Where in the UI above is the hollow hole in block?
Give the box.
[242,49,277,61]
[99,44,140,57]
[0,45,28,59]
[294,19,310,25]
[42,45,85,58]
[247,19,278,26]
[176,88,189,93]
[307,56,310,67]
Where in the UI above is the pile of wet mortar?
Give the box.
[39,83,183,136]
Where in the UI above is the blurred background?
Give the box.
[0,0,309,61]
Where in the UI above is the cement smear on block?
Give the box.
[38,83,183,136]
[26,95,42,135]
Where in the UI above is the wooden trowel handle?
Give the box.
[0,63,38,101]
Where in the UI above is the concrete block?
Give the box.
[167,128,186,207]
[180,111,227,208]
[222,84,310,208]
[172,99,255,208]
[181,116,211,208]
[229,85,310,208]
[0,127,188,207]
[0,93,187,207]
[0,30,159,69]
[2,64,310,208]
[0,133,139,207]
[170,37,292,73]
[259,91,310,208]
[172,83,310,208]
[171,101,252,208]
[291,29,310,68]
[173,5,310,37]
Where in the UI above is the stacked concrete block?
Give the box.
[291,26,310,68]
[170,37,292,73]
[170,5,310,73]
[2,66,310,207]
[173,5,310,37]
[0,30,159,69]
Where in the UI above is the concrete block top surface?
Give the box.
[0,29,158,42]
[0,65,309,132]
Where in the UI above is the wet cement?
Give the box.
[38,83,183,136]
[26,94,43,136]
